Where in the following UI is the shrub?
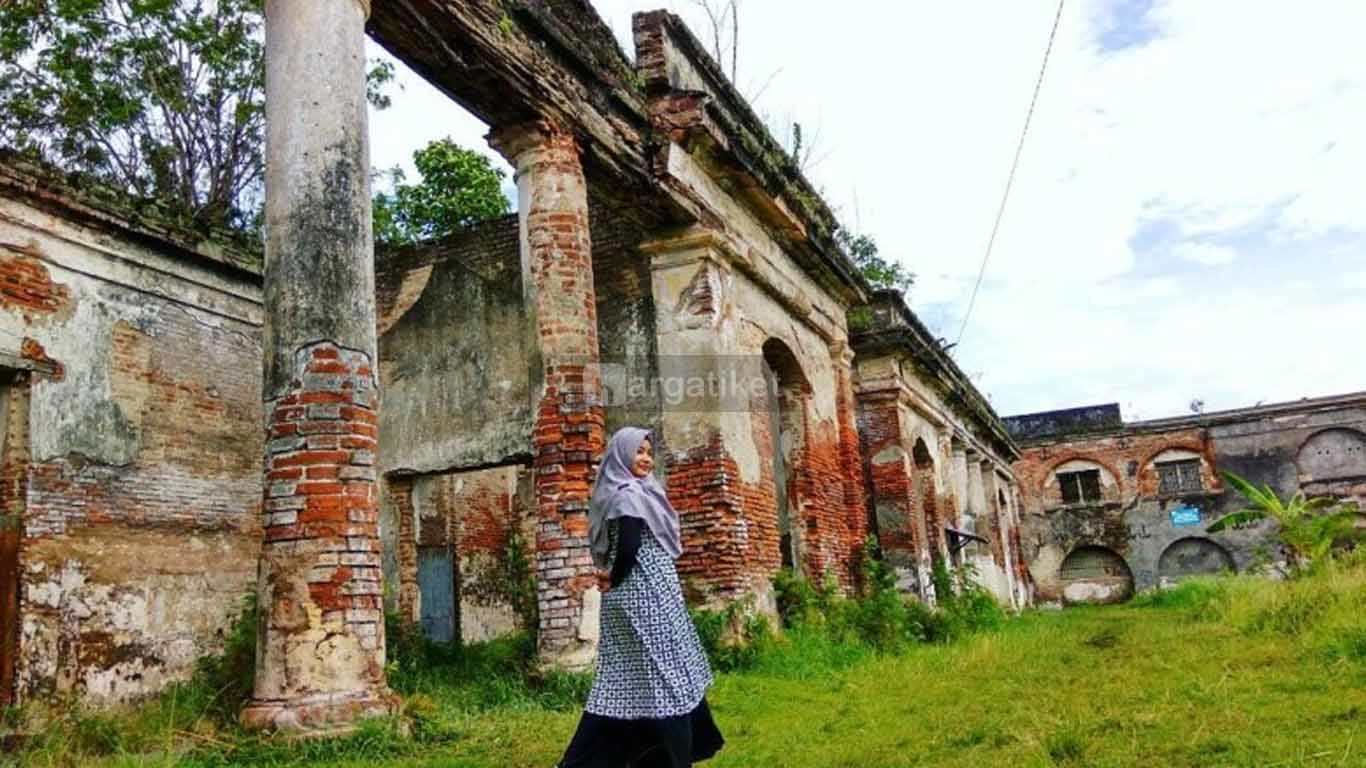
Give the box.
[930,561,1007,642]
[769,539,1008,653]
[192,593,259,723]
[773,566,828,629]
[690,599,774,672]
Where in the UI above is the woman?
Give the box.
[556,427,725,768]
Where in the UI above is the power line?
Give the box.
[955,0,1066,347]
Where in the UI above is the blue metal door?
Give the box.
[418,546,456,643]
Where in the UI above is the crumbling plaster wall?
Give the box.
[374,202,665,628]
[390,466,534,644]
[375,216,531,476]
[1208,404,1366,517]
[647,226,856,607]
[852,351,1023,607]
[0,195,262,704]
[1014,426,1266,603]
[374,202,664,472]
[645,147,864,603]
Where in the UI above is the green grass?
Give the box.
[6,559,1365,768]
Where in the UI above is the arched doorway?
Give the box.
[761,339,810,573]
[1158,537,1235,584]
[1058,546,1134,605]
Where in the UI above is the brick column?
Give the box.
[243,0,394,733]
[830,341,870,565]
[640,232,760,609]
[857,389,931,599]
[489,121,604,669]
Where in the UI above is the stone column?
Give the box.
[489,120,604,670]
[242,0,394,733]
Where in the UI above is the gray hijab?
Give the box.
[588,427,683,568]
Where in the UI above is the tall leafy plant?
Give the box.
[1207,471,1359,572]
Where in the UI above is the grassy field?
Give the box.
[8,560,1365,768]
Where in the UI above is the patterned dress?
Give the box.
[585,517,714,719]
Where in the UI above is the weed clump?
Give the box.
[1044,726,1086,763]
[770,539,1009,654]
[1130,577,1229,615]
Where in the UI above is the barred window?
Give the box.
[1058,469,1102,504]
[1157,459,1203,494]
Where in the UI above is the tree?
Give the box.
[1207,471,1360,573]
[836,227,914,295]
[0,0,393,230]
[372,138,511,247]
[689,0,740,84]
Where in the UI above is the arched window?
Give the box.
[1046,459,1119,507]
[1298,428,1366,483]
[1146,448,1208,495]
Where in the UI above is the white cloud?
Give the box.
[368,0,1366,419]
[1173,242,1237,266]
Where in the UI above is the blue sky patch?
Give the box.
[1093,0,1163,52]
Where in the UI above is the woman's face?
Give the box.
[631,438,654,478]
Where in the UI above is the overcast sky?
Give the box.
[366,0,1366,422]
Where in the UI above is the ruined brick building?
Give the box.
[1004,393,1366,605]
[0,1,1030,728]
[0,157,265,709]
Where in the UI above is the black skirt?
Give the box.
[558,697,725,767]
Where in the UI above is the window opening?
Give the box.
[1058,469,1102,504]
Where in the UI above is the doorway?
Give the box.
[0,370,28,707]
[761,340,810,575]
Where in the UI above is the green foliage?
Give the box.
[690,598,775,673]
[845,306,877,335]
[835,226,914,294]
[1045,726,1087,764]
[1131,556,1366,665]
[0,0,392,231]
[0,0,265,228]
[1130,577,1229,615]
[382,628,588,712]
[932,560,1008,642]
[184,717,422,767]
[191,592,259,723]
[372,138,510,246]
[459,522,539,635]
[1207,471,1360,572]
[366,59,396,110]
[772,539,1003,654]
[17,559,1366,766]
[930,554,955,603]
[773,562,839,629]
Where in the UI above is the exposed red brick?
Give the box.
[0,251,72,318]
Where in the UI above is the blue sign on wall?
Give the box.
[1170,506,1202,527]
